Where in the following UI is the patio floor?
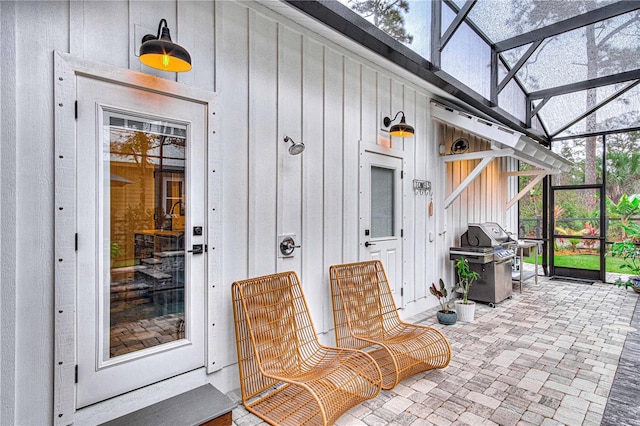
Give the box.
[229,272,639,426]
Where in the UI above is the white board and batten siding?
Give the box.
[438,123,520,260]
[1,1,518,424]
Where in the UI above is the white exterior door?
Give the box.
[360,150,403,305]
[76,75,207,407]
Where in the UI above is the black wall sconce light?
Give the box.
[383,111,414,137]
[283,136,305,155]
[139,19,192,72]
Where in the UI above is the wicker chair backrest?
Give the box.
[232,271,321,399]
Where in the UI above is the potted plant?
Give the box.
[608,221,640,292]
[110,242,123,268]
[454,256,480,322]
[430,279,457,325]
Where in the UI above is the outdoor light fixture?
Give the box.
[283,136,305,155]
[383,111,414,137]
[139,19,192,72]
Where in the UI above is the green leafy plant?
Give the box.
[430,279,453,314]
[608,194,640,241]
[608,194,640,222]
[454,257,480,304]
[608,221,640,289]
[568,236,581,252]
[110,242,123,259]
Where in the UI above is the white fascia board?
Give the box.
[441,148,514,163]
[516,135,572,173]
[432,102,523,147]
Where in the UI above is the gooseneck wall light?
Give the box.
[283,136,305,155]
[139,19,192,72]
[383,111,415,137]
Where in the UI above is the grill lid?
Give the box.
[461,222,512,247]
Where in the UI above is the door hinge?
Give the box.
[401,229,404,237]
[400,170,404,179]
[75,365,78,383]
[75,233,78,251]
[75,100,78,120]
[400,288,404,296]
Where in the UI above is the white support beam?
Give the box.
[505,169,547,210]
[505,169,558,177]
[443,148,514,209]
[441,148,514,163]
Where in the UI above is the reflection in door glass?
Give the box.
[371,166,395,238]
[105,113,186,358]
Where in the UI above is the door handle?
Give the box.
[188,244,206,254]
[364,241,376,247]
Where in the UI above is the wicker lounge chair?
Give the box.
[330,260,452,389]
[232,271,382,426]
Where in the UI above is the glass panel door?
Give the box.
[76,75,206,408]
[550,136,605,282]
[551,186,604,281]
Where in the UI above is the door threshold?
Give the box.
[550,276,595,284]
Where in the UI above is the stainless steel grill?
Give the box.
[449,222,516,307]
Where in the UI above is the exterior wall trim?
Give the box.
[53,52,220,424]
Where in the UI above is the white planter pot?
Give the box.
[455,300,476,322]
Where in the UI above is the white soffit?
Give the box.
[431,101,572,173]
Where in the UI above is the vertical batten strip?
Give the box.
[276,24,303,275]
[301,37,325,332]
[342,57,361,264]
[402,86,416,306]
[414,92,428,301]
[322,47,344,331]
[1,4,18,424]
[247,10,278,276]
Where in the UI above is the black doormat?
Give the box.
[549,276,595,284]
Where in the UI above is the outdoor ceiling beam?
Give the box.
[490,50,498,105]
[431,0,442,69]
[432,72,549,143]
[497,40,542,94]
[442,0,492,46]
[552,123,640,141]
[445,0,530,108]
[440,0,476,51]
[531,98,550,116]
[494,2,640,53]
[442,148,514,209]
[530,69,640,99]
[550,80,640,138]
[526,96,551,137]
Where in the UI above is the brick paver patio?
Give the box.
[229,274,639,425]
